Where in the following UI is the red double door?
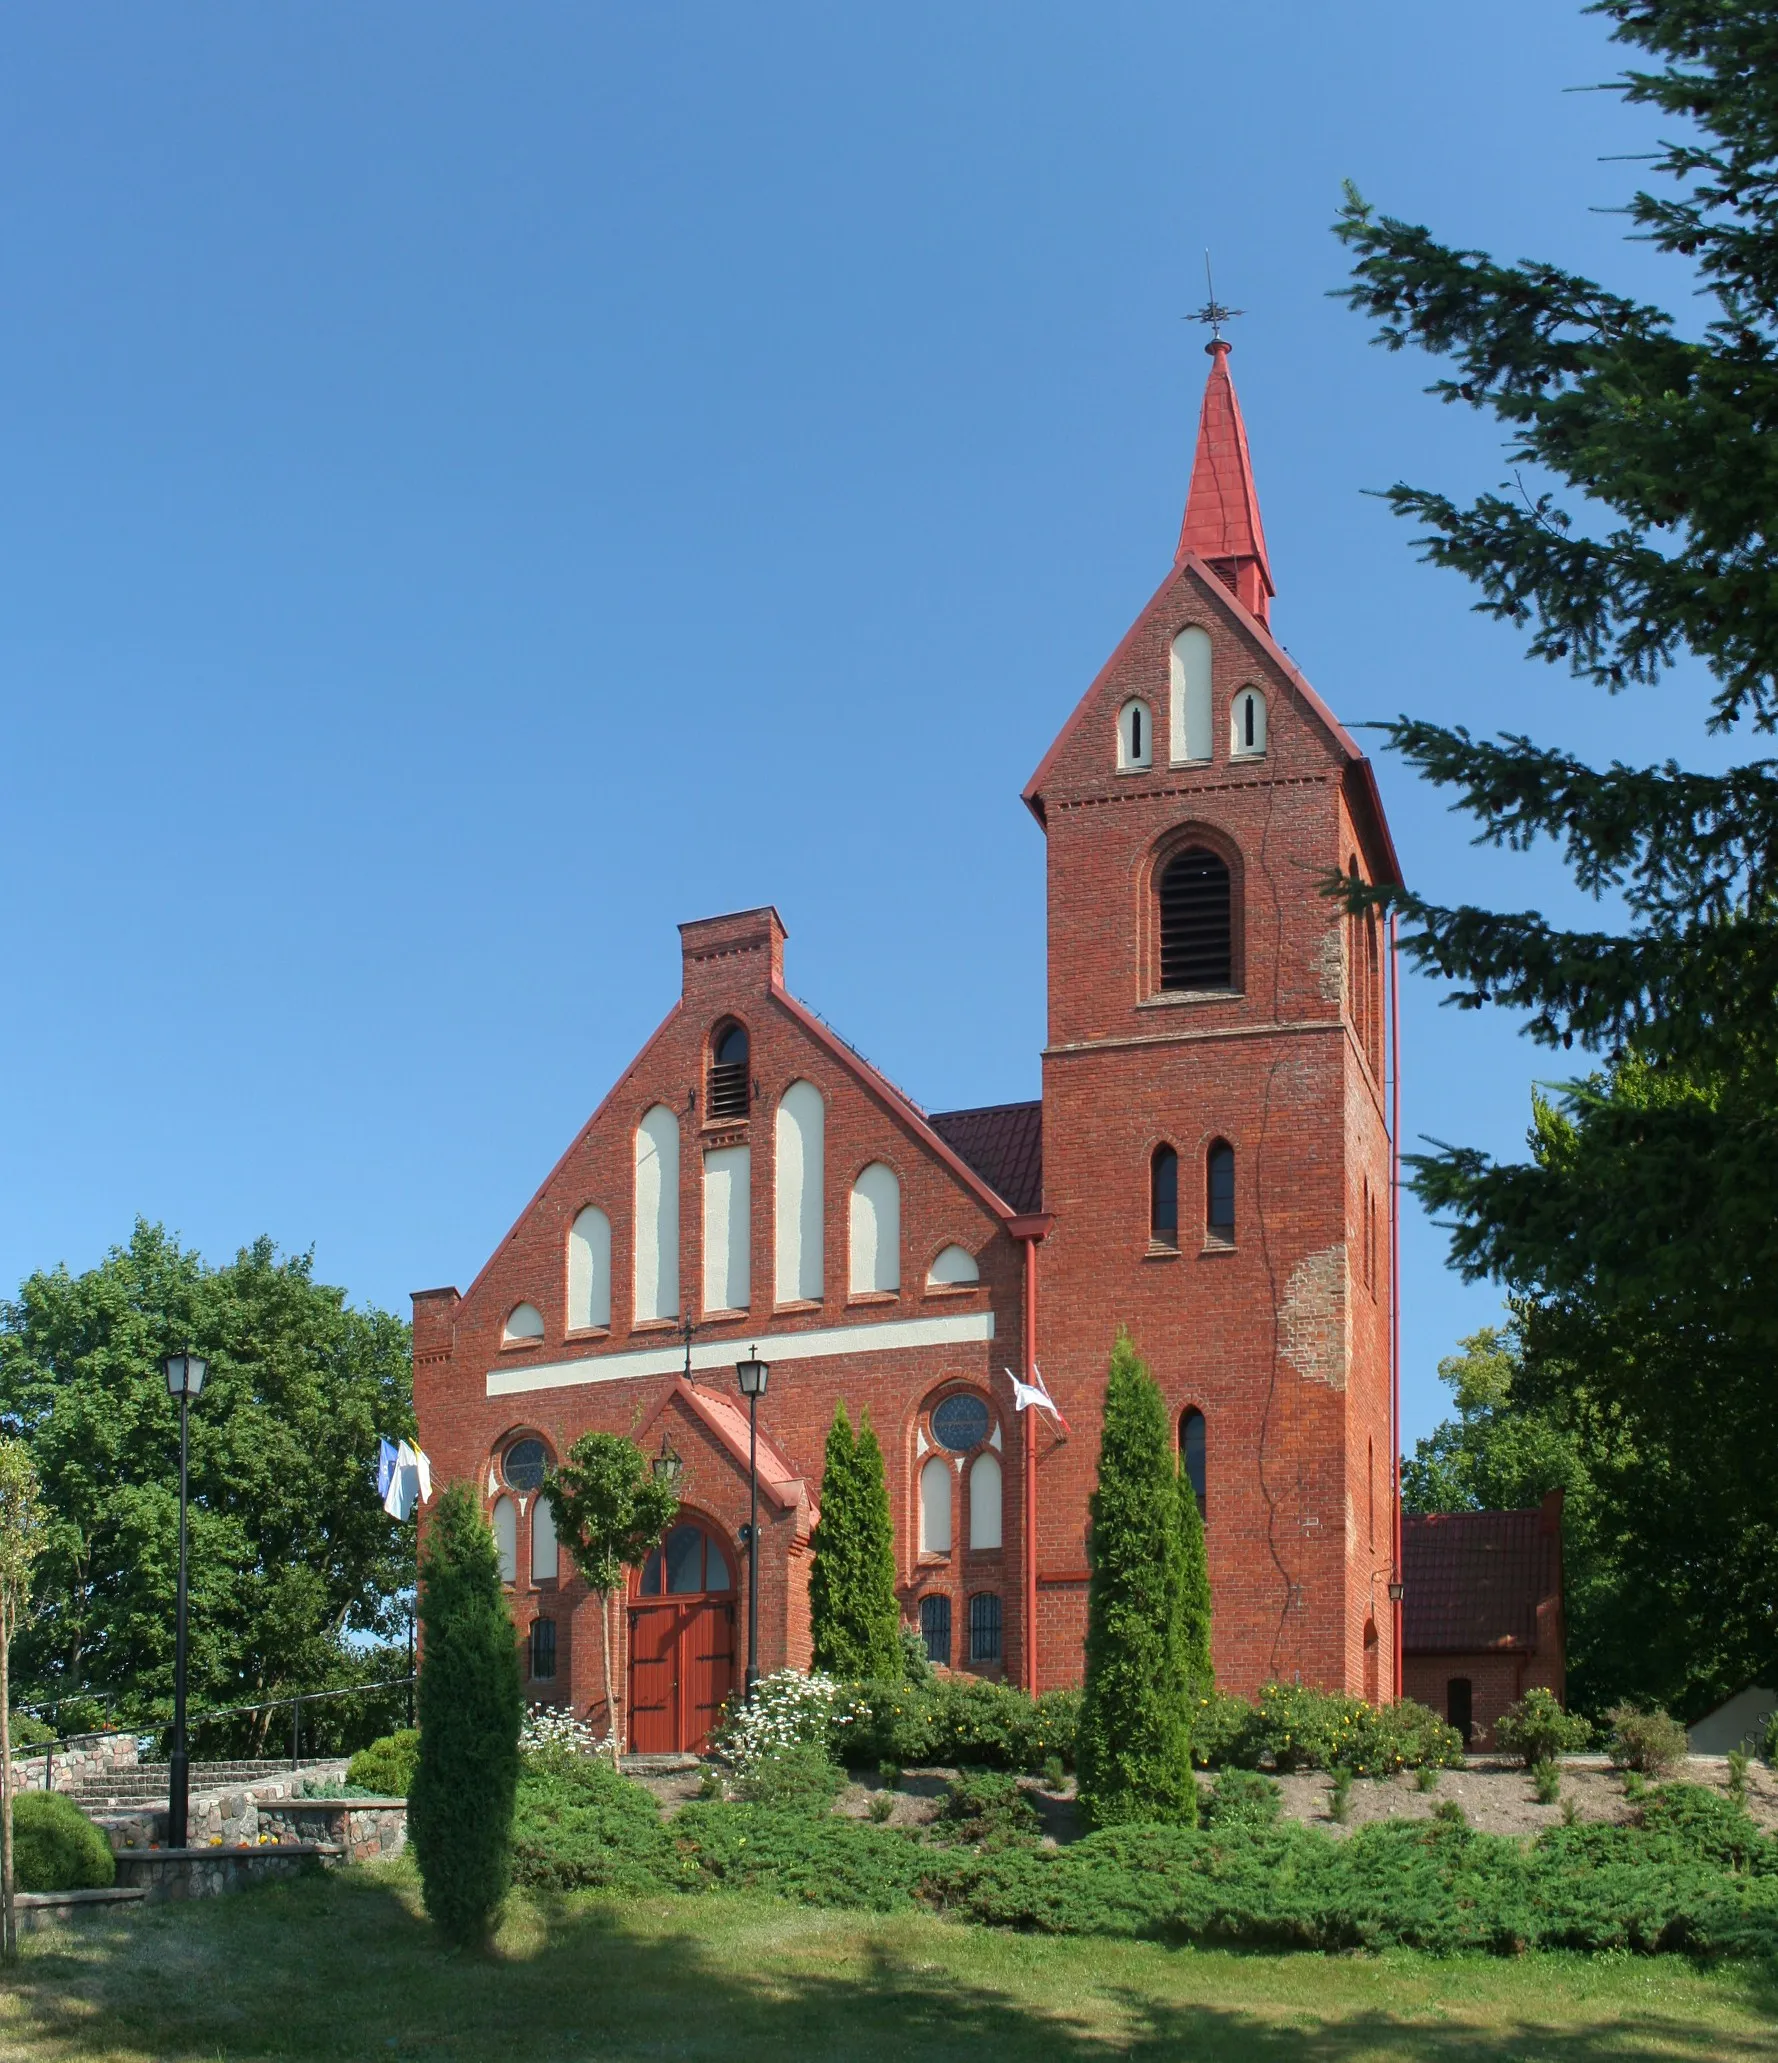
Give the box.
[627,1517,737,1754]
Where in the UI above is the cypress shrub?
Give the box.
[1077,1332,1196,1828]
[12,1793,113,1892]
[408,1482,523,1945]
[1177,1440,1212,1697]
[809,1404,902,1679]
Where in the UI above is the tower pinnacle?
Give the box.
[1176,338,1275,625]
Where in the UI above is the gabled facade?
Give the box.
[415,340,1403,1746]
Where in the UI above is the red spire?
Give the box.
[1176,339,1274,624]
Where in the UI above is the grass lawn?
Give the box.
[4,1857,1776,2062]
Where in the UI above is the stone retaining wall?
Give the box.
[7,1731,140,1795]
[104,1759,353,1851]
[15,1886,148,1933]
[113,1843,341,1901]
[253,1797,407,1862]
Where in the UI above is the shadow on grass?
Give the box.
[10,1863,1778,2063]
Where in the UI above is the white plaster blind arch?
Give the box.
[567,1207,611,1332]
[774,1079,825,1304]
[927,1244,979,1287]
[1231,686,1267,757]
[1170,626,1213,763]
[919,1454,952,1555]
[1117,698,1152,771]
[633,1104,681,1322]
[849,1162,901,1295]
[702,1144,751,1314]
[492,1495,517,1584]
[503,1302,544,1344]
[531,1489,559,1583]
[969,1452,1003,1550]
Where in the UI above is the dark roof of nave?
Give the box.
[927,1101,1043,1216]
[1402,1499,1563,1656]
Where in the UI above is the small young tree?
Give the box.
[407,1483,522,1946]
[542,1434,677,1760]
[808,1403,901,1679]
[0,1440,45,1959]
[1077,1332,1196,1828]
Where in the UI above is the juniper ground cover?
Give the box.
[5,1857,1776,2063]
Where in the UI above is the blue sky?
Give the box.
[0,5,1724,1443]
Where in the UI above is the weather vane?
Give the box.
[1188,251,1244,342]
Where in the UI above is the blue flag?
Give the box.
[377,1437,399,1501]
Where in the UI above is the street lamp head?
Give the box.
[652,1432,684,1491]
[164,1351,208,1400]
[1386,1578,1406,1604]
[735,1349,769,1399]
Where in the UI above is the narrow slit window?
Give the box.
[1150,1145,1179,1247]
[1180,1408,1206,1520]
[1207,1141,1235,1243]
[920,1593,952,1667]
[530,1618,557,1681]
[707,1021,750,1120]
[968,1592,1002,1664]
[1158,847,1232,991]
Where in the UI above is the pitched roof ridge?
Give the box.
[770,984,1017,1220]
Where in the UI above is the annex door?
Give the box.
[627,1516,737,1753]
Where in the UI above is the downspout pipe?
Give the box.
[1389,913,1403,1702]
[1008,1213,1051,1697]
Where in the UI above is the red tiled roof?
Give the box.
[1402,1499,1562,1655]
[928,1101,1043,1215]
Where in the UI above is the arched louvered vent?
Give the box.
[707,1021,750,1119]
[1158,847,1232,991]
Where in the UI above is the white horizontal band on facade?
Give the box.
[485,1308,997,1399]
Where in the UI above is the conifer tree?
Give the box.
[1334,0,1778,1709]
[1077,1333,1195,1828]
[809,1403,901,1679]
[1177,1454,1213,1701]
[408,1482,523,1946]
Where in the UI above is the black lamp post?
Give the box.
[735,1349,769,1696]
[163,1349,207,1849]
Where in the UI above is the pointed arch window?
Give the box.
[1170,626,1212,763]
[492,1496,517,1585]
[968,1453,1002,1550]
[1207,1140,1235,1245]
[1158,847,1232,992]
[919,1455,952,1556]
[707,1021,750,1121]
[1180,1408,1206,1520]
[919,1593,952,1667]
[1118,698,1152,771]
[849,1162,901,1295]
[1150,1145,1179,1249]
[1231,686,1267,757]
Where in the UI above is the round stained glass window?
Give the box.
[503,1438,548,1492]
[930,1393,991,1453]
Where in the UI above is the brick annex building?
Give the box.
[415,341,1405,1753]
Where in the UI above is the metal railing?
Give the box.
[14,1675,416,1792]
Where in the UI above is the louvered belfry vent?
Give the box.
[1159,847,1232,991]
[707,1021,750,1120]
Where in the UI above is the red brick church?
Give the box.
[415,340,1403,1752]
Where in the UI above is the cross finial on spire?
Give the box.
[1187,251,1244,349]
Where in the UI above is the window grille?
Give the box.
[968,1592,1002,1664]
[707,1021,750,1120]
[1158,848,1232,991]
[919,1593,952,1667]
[530,1618,557,1681]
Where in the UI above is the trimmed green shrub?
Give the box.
[833,1675,1077,1773]
[809,1405,902,1679]
[511,1751,695,1895]
[12,1792,114,1892]
[1533,1760,1563,1805]
[938,1772,1041,1851]
[1240,1686,1462,1777]
[408,1482,524,1945]
[1609,1702,1688,1778]
[1495,1686,1591,1768]
[1077,1333,1196,1828]
[346,1728,419,1797]
[1203,1768,1281,1829]
[1190,1690,1258,1769]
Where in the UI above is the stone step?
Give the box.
[69,1759,346,1804]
